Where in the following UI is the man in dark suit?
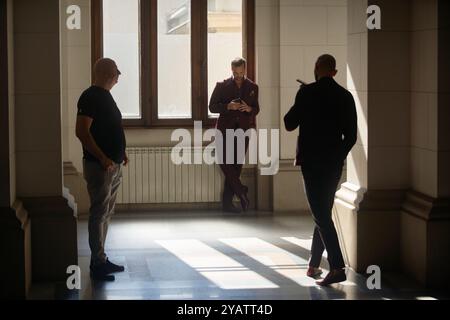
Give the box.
[284,54,357,286]
[209,58,260,213]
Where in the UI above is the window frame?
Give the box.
[91,0,255,128]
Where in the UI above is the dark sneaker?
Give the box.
[90,264,115,282]
[105,258,125,273]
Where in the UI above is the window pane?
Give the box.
[208,0,243,118]
[103,0,141,119]
[158,0,192,119]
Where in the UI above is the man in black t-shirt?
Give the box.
[76,58,128,281]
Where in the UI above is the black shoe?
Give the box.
[223,204,242,214]
[316,269,346,286]
[105,258,125,273]
[90,264,116,282]
[239,193,250,212]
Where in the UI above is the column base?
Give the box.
[401,191,450,289]
[22,196,78,282]
[0,201,32,299]
[334,182,405,273]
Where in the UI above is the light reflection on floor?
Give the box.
[156,239,279,290]
[27,213,448,300]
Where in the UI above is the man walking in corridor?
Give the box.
[284,54,357,286]
[76,58,128,281]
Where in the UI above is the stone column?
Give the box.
[0,0,32,299]
[400,0,450,289]
[336,0,450,289]
[13,0,77,283]
[335,0,411,272]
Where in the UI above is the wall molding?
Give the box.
[335,182,366,211]
[402,190,450,221]
[336,183,407,213]
[278,159,297,172]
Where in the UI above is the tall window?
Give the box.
[208,0,243,118]
[92,0,255,127]
[102,0,141,119]
[157,0,192,119]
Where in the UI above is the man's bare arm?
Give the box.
[75,115,114,171]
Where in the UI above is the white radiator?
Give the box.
[117,147,224,204]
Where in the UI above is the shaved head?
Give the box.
[316,54,336,73]
[314,54,338,81]
[93,58,121,90]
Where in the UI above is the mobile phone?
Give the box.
[232,98,242,103]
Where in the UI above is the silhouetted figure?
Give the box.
[209,58,260,213]
[284,54,357,286]
[76,58,128,281]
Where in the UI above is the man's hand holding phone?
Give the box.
[239,100,252,113]
[227,99,242,111]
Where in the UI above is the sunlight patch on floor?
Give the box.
[155,239,279,290]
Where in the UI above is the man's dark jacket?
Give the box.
[284,77,357,167]
[209,77,260,131]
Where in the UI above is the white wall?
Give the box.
[61,0,91,173]
[267,0,348,211]
[279,0,347,160]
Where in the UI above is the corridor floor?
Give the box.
[29,212,448,300]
